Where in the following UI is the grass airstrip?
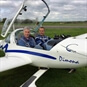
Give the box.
[0,22,87,87]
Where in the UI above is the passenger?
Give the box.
[17,26,36,48]
[35,27,50,49]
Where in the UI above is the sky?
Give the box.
[0,0,87,22]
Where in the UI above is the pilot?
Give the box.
[35,27,50,49]
[17,26,36,48]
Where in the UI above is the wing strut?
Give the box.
[20,68,48,87]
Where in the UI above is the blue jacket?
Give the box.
[35,34,50,46]
[17,36,36,48]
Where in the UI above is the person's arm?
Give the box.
[35,37,43,45]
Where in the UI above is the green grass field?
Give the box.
[0,22,87,87]
[43,21,87,26]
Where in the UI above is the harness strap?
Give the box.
[21,38,30,47]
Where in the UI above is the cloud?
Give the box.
[47,0,87,21]
[0,0,23,18]
[72,0,87,4]
[0,0,87,21]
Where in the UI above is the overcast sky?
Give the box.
[0,0,87,22]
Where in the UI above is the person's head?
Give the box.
[39,27,45,36]
[23,26,30,38]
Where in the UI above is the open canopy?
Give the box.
[1,0,50,37]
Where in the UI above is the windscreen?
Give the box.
[1,0,49,37]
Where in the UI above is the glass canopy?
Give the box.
[1,0,50,37]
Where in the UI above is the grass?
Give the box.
[37,67,87,87]
[0,66,87,87]
[45,28,87,37]
[43,22,87,26]
[0,22,87,87]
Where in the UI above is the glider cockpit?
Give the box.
[4,28,68,51]
[7,28,61,50]
[14,29,69,50]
